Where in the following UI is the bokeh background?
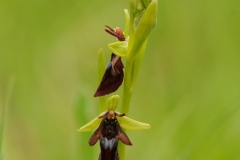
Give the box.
[1,0,240,160]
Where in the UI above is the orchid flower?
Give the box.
[78,95,150,133]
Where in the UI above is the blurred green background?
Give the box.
[1,0,240,160]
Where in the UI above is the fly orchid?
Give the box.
[94,27,126,97]
[78,95,150,133]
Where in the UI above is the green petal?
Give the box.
[107,95,120,111]
[108,41,128,57]
[77,112,105,132]
[117,115,151,130]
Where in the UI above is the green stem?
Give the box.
[118,141,126,160]
[119,58,133,160]
[121,59,133,114]
[118,4,135,158]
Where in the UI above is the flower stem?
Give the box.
[121,59,133,114]
[119,58,133,160]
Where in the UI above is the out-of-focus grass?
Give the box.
[0,77,14,160]
[0,0,240,160]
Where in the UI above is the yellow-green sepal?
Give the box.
[108,41,128,57]
[106,95,120,111]
[117,114,151,130]
[77,112,105,132]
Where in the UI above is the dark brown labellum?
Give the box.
[89,111,132,160]
[94,54,124,97]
